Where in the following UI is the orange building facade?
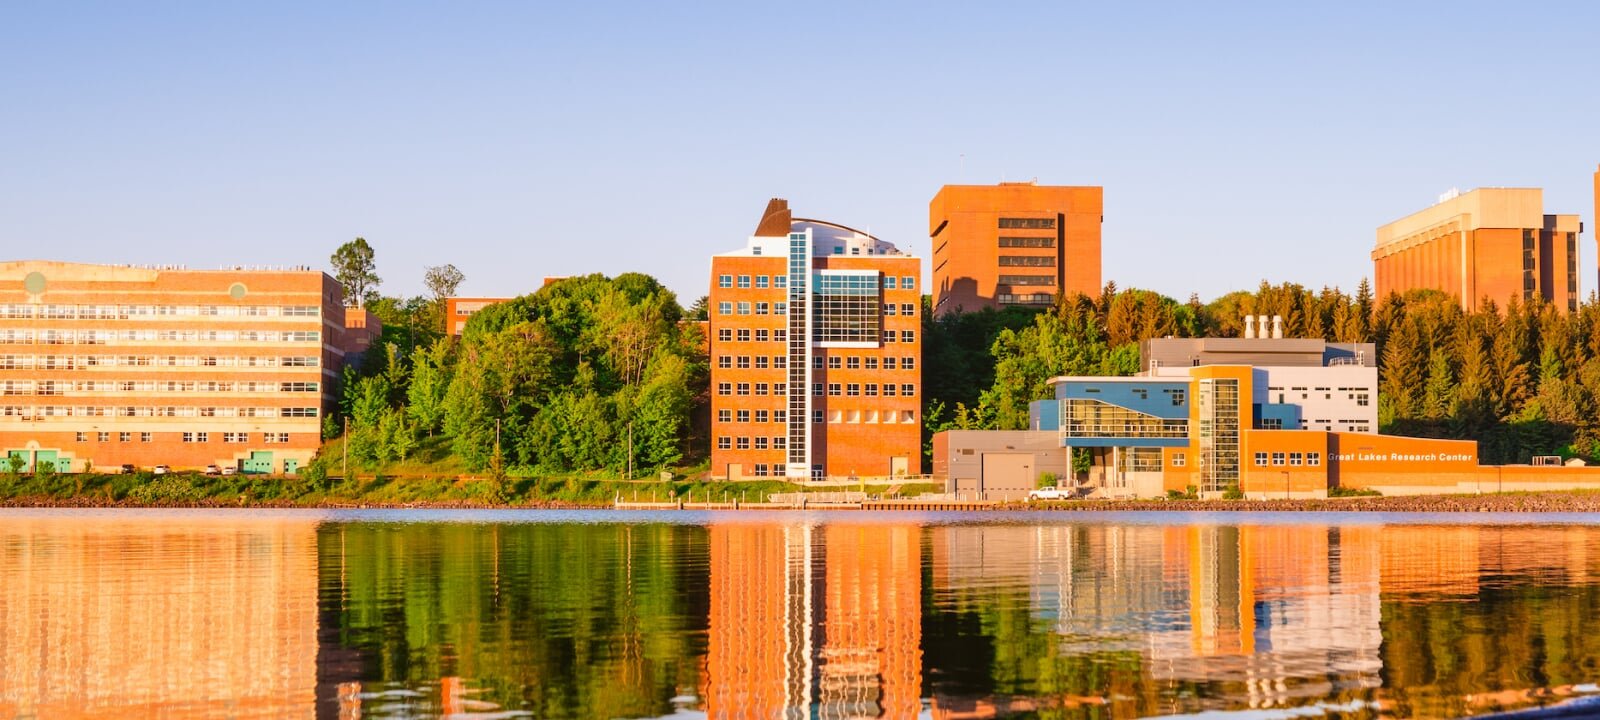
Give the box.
[444,297,510,336]
[1373,187,1583,312]
[929,182,1102,316]
[708,200,921,481]
[0,261,350,474]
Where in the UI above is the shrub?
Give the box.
[127,475,209,504]
[1166,485,1199,501]
[1037,472,1058,489]
[1222,486,1245,500]
[1329,486,1382,498]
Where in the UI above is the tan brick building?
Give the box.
[0,261,353,474]
[708,200,921,481]
[929,182,1103,316]
[1373,188,1583,312]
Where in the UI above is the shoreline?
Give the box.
[7,490,1600,513]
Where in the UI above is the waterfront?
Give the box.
[5,511,1600,718]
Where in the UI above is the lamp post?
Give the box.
[1283,470,1290,501]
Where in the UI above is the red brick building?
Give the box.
[444,297,510,336]
[708,200,921,481]
[0,261,353,473]
[930,182,1103,316]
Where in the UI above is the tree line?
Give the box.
[322,235,1600,478]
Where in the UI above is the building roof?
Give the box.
[1375,187,1546,250]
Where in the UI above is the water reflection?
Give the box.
[4,511,1600,719]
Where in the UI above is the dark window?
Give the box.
[997,236,1056,248]
[999,275,1056,286]
[998,217,1056,229]
[998,255,1056,267]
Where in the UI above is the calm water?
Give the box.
[5,511,1600,719]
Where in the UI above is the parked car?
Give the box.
[1027,486,1075,502]
[152,465,170,475]
[204,465,221,476]
[221,466,237,476]
[119,464,136,474]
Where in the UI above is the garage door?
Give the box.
[980,453,1035,501]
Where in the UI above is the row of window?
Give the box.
[813,383,916,397]
[998,217,1056,229]
[997,255,1056,267]
[997,293,1055,306]
[719,409,790,423]
[815,355,916,370]
[712,354,919,371]
[1,380,319,395]
[0,304,319,319]
[0,329,321,344]
[73,430,293,444]
[0,354,319,369]
[715,275,919,290]
[998,275,1056,286]
[716,328,787,343]
[717,436,789,450]
[1253,451,1323,467]
[181,431,294,443]
[882,303,917,316]
[716,382,787,396]
[997,236,1056,248]
[717,301,789,316]
[716,408,918,438]
[1,406,318,418]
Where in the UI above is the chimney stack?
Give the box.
[1243,315,1256,339]
[1272,315,1283,339]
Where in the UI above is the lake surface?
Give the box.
[4,510,1600,719]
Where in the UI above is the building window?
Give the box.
[883,384,898,397]
[998,255,1057,267]
[1271,452,1286,466]
[813,356,824,369]
[847,383,860,396]
[828,356,842,369]
[737,356,751,369]
[737,329,751,342]
[1255,452,1269,466]
[884,276,898,289]
[76,432,88,442]
[754,463,768,476]
[755,410,769,423]
[1173,453,1186,467]
[828,383,841,396]
[1309,452,1322,466]
[902,356,915,370]
[901,384,915,396]
[718,329,732,342]
[865,357,879,370]
[998,275,1056,286]
[901,330,915,343]
[718,356,731,369]
[736,383,750,396]
[736,410,750,423]
[141,432,152,442]
[737,302,751,315]
[736,437,750,450]
[775,302,787,315]
[883,330,896,343]
[755,356,768,369]
[97,432,109,442]
[755,329,769,342]
[901,303,915,316]
[718,410,731,422]
[774,436,787,449]
[812,410,824,424]
[719,275,733,288]
[737,275,751,288]
[717,383,731,395]
[756,302,769,315]
[754,437,768,450]
[756,275,769,288]
[998,217,1056,229]
[1289,452,1303,466]
[998,236,1056,248]
[883,357,897,370]
[119,432,130,442]
[813,383,824,396]
[718,302,732,315]
[813,272,883,345]
[902,276,915,290]
[717,436,731,450]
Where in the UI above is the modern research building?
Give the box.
[933,322,1489,500]
[708,199,922,481]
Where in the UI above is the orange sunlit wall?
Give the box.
[930,182,1102,316]
[820,525,922,717]
[1372,188,1582,312]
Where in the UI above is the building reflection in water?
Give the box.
[704,522,922,719]
[0,513,320,719]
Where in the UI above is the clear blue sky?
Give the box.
[4,2,1597,304]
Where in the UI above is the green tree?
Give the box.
[406,338,452,437]
[330,237,380,307]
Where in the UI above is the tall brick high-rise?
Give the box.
[929,181,1103,316]
[708,200,921,481]
[1373,187,1582,312]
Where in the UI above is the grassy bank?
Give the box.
[0,468,944,509]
